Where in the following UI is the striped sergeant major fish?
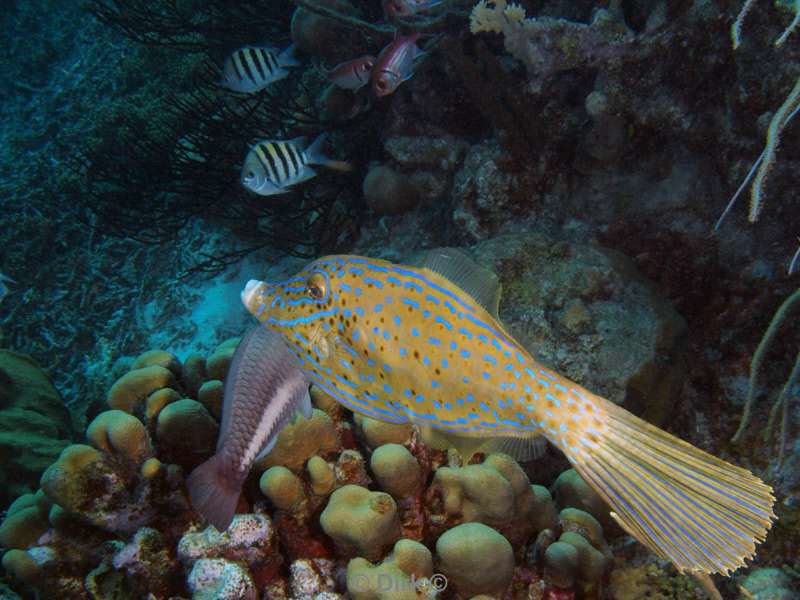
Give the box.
[241,249,776,576]
[241,134,351,196]
[187,326,311,531]
[221,44,300,93]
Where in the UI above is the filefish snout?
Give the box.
[242,266,338,362]
[241,279,268,314]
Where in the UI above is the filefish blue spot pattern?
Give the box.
[242,251,776,576]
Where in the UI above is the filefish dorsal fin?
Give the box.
[414,247,502,318]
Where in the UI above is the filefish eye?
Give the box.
[307,273,326,299]
[361,61,374,72]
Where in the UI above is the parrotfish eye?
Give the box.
[307,273,326,299]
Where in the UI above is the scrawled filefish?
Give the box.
[241,134,351,196]
[187,326,310,531]
[221,44,300,93]
[241,249,776,576]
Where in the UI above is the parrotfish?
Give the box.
[383,0,443,17]
[372,32,424,97]
[187,326,311,531]
[241,134,351,196]
[242,249,776,576]
[221,44,300,93]
[326,55,376,91]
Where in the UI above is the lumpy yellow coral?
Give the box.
[470,0,527,34]
[504,3,526,22]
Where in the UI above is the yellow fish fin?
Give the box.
[567,393,775,575]
[479,435,548,462]
[418,426,495,462]
[417,427,545,463]
[411,247,502,318]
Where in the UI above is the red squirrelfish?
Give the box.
[187,327,311,531]
[326,55,376,91]
[241,250,776,576]
[372,32,423,97]
[383,0,443,17]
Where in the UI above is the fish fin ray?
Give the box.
[298,388,313,419]
[255,435,279,462]
[412,247,502,318]
[482,435,547,462]
[565,393,775,575]
[305,134,352,172]
[187,454,242,531]
[417,427,498,461]
[277,44,302,67]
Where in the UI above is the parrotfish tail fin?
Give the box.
[561,392,775,575]
[278,43,302,67]
[187,454,242,532]
[306,133,352,172]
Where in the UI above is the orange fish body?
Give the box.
[243,250,775,575]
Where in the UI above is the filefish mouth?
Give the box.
[242,279,268,315]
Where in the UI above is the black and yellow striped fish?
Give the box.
[241,134,351,196]
[221,44,300,93]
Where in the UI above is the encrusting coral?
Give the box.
[435,522,515,596]
[0,336,771,598]
[346,539,434,599]
[320,485,400,561]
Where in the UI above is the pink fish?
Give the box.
[326,55,376,91]
[372,32,423,97]
[383,0,442,17]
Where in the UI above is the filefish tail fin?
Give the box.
[305,133,352,172]
[278,43,302,67]
[187,454,242,532]
[562,393,775,575]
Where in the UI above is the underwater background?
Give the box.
[0,0,798,598]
